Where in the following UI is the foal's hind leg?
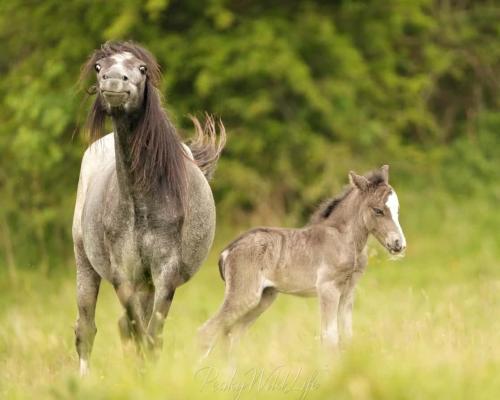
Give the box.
[226,287,278,352]
[74,246,101,376]
[198,284,262,358]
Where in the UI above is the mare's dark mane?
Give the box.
[79,41,187,208]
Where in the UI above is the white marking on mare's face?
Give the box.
[111,52,135,64]
[385,190,406,248]
[108,52,136,78]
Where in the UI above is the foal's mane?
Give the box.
[309,169,387,224]
[79,41,187,208]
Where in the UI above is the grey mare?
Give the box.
[73,42,225,375]
[199,166,406,356]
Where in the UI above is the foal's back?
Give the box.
[220,225,338,296]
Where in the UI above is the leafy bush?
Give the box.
[0,0,498,268]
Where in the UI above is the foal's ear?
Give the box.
[349,171,369,191]
[380,164,389,183]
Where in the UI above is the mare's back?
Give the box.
[73,133,116,239]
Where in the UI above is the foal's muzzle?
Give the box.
[385,233,406,255]
[388,239,405,254]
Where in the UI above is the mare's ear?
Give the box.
[380,164,389,183]
[349,171,369,191]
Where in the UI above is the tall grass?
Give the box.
[0,192,498,399]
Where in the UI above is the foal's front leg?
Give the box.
[317,280,342,348]
[338,288,354,345]
[338,270,362,345]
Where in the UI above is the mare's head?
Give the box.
[79,41,187,207]
[81,41,160,113]
[349,165,406,255]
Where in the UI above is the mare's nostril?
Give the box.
[102,74,108,80]
[122,75,128,81]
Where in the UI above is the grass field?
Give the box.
[0,191,499,400]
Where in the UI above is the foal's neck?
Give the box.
[322,193,369,255]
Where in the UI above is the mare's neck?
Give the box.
[111,111,141,201]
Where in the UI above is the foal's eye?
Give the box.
[94,63,101,73]
[139,65,147,74]
[373,208,384,216]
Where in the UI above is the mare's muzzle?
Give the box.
[100,79,130,107]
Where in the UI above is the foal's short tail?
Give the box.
[218,250,228,282]
[188,114,227,181]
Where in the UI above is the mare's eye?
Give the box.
[139,65,147,74]
[94,64,101,73]
[373,208,384,216]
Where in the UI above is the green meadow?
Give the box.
[1,191,498,399]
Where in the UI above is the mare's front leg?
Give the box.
[113,277,153,357]
[74,245,101,376]
[317,280,342,348]
[118,289,154,355]
[146,257,180,358]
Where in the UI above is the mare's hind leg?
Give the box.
[227,287,278,352]
[74,245,101,376]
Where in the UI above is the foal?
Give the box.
[199,165,406,355]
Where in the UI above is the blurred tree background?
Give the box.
[0,0,498,270]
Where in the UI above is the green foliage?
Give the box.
[0,0,498,267]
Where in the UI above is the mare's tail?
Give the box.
[188,114,226,181]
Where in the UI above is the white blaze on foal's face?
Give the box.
[385,190,406,249]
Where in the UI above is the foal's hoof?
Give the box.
[79,359,90,377]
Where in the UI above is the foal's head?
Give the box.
[350,165,407,255]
